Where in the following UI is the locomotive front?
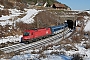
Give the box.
[21,30,34,43]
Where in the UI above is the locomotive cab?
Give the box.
[23,32,31,40]
[21,30,34,43]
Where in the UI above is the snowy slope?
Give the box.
[20,9,40,24]
[0,9,40,25]
[84,20,90,32]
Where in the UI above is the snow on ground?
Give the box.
[0,35,22,44]
[10,53,72,60]
[84,20,90,32]
[10,43,90,60]
[86,11,90,14]
[0,5,4,10]
[9,9,23,16]
[0,9,40,25]
[41,55,63,60]
[19,9,40,24]
[0,15,11,20]
[66,43,90,60]
[0,9,23,25]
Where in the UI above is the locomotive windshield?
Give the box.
[23,32,29,36]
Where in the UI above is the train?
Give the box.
[21,20,73,43]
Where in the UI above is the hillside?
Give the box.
[1,0,90,60]
[0,0,70,9]
[0,0,27,9]
[0,0,90,41]
[0,0,71,37]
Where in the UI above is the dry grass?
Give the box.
[50,51,60,55]
[83,41,90,49]
[71,35,81,43]
[0,43,8,48]
[85,44,90,49]
[50,51,66,55]
[0,41,18,48]
[0,24,22,38]
[0,9,9,16]
[31,50,39,54]
[41,44,53,50]
[34,11,59,27]
[38,53,46,58]
[31,50,43,54]
[0,0,27,9]
[59,39,72,44]
[18,14,26,18]
[0,51,4,58]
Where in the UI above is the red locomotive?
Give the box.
[21,28,51,43]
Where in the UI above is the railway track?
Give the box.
[0,28,72,54]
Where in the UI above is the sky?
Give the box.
[57,0,90,10]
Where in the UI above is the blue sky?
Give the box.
[57,0,90,10]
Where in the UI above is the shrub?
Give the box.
[31,51,38,54]
[72,54,83,60]
[39,53,46,58]
[50,51,60,55]
[72,35,81,43]
[84,44,90,49]
[0,9,9,16]
[15,21,36,31]
[50,51,65,55]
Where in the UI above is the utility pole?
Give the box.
[56,19,58,25]
[61,11,66,39]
